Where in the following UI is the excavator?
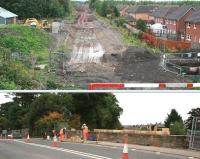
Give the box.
[24,18,51,30]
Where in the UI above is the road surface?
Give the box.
[0,139,190,159]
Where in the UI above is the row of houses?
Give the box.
[120,5,200,44]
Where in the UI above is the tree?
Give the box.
[164,109,183,128]
[170,121,185,135]
[0,0,72,19]
[89,0,97,9]
[100,1,109,17]
[28,93,73,133]
[185,107,200,129]
[72,93,123,129]
[34,111,66,135]
[0,93,123,134]
[113,6,120,17]
[136,19,147,32]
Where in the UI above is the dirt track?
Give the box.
[52,6,187,89]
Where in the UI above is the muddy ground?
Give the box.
[51,11,187,89]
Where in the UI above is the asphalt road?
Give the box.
[0,139,191,159]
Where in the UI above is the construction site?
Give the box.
[47,5,191,89]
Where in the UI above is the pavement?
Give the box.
[95,141,200,158]
[0,138,200,159]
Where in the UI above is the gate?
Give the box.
[188,116,200,150]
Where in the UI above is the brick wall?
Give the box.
[94,131,188,149]
[186,23,200,44]
[66,130,188,149]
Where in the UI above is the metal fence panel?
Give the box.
[188,117,200,150]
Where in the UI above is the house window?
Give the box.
[187,22,191,28]
[173,20,176,25]
[181,34,184,39]
[166,20,168,24]
[194,24,196,29]
[170,20,172,24]
[186,34,192,41]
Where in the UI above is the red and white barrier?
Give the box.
[88,83,200,90]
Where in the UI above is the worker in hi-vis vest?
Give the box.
[59,128,66,142]
[81,123,88,143]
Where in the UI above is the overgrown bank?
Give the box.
[0,25,53,89]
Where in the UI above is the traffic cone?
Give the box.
[122,135,128,159]
[52,135,58,147]
[47,135,50,140]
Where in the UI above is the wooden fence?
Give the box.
[143,32,191,51]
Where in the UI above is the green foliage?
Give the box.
[0,93,123,135]
[0,0,72,19]
[0,25,54,90]
[164,109,183,128]
[0,25,51,61]
[136,19,147,32]
[170,121,185,135]
[113,6,120,17]
[0,62,35,89]
[185,107,200,129]
[91,0,120,18]
[72,93,123,129]
[0,117,10,129]
[89,0,98,9]
[115,17,125,27]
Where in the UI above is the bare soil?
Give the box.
[50,10,188,89]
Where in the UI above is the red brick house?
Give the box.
[165,6,195,36]
[185,10,200,43]
[151,7,178,25]
[127,5,155,22]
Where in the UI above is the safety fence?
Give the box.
[188,117,200,150]
[0,129,29,139]
[142,32,191,51]
[161,52,200,77]
[0,51,37,67]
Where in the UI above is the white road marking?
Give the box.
[155,152,161,155]
[188,157,194,159]
[131,149,136,151]
[14,140,113,159]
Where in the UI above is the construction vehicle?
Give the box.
[24,18,40,28]
[24,18,51,30]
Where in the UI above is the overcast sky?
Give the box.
[0,93,199,125]
[115,93,200,125]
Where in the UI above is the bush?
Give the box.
[0,62,35,89]
[170,121,185,135]
[0,25,52,63]
[136,19,147,32]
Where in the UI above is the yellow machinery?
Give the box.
[40,20,51,30]
[25,18,40,28]
[25,18,51,30]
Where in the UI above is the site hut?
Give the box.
[0,7,18,24]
